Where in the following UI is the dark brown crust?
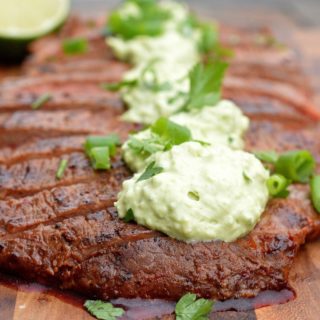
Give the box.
[0,17,319,302]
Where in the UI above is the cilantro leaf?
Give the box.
[151,117,192,150]
[175,293,214,320]
[108,0,171,40]
[137,161,163,182]
[84,300,124,320]
[182,61,228,112]
[128,135,164,155]
[124,208,135,222]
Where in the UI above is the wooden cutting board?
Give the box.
[1,9,320,320]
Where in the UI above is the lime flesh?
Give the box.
[0,0,70,62]
[0,0,70,40]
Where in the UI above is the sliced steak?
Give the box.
[0,17,319,304]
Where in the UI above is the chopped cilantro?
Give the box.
[108,0,171,40]
[175,293,214,320]
[137,161,163,182]
[124,208,135,222]
[181,61,228,112]
[128,135,164,155]
[84,300,124,320]
[151,117,192,150]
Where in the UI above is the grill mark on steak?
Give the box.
[0,136,86,165]
[0,153,128,199]
[0,170,129,236]
[224,76,320,120]
[0,110,136,147]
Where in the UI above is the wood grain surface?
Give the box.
[0,6,320,320]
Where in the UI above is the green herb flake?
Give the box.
[175,293,214,320]
[137,161,163,182]
[101,79,138,92]
[56,159,68,180]
[62,37,88,55]
[124,208,135,222]
[151,117,192,149]
[243,171,252,183]
[182,61,228,112]
[31,93,52,110]
[108,0,171,40]
[128,135,164,155]
[84,300,124,320]
[188,191,200,201]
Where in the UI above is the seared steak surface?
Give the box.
[0,17,320,301]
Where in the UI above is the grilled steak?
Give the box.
[0,17,319,302]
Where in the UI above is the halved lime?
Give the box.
[0,0,70,61]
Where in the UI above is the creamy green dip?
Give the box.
[122,100,249,172]
[121,60,190,124]
[116,142,269,242]
[107,0,201,124]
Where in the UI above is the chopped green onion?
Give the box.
[275,150,315,183]
[310,175,320,213]
[137,161,163,182]
[267,174,290,198]
[151,117,192,149]
[31,93,52,110]
[85,134,120,157]
[101,79,138,92]
[62,37,88,55]
[254,151,279,164]
[124,208,135,222]
[90,147,111,170]
[56,159,68,180]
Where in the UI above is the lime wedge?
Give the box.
[0,0,70,61]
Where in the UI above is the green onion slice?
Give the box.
[151,117,191,149]
[254,151,279,164]
[310,175,320,213]
[274,150,315,183]
[31,93,52,110]
[84,134,120,157]
[62,37,88,55]
[90,147,111,170]
[267,174,290,198]
[101,79,138,92]
[56,159,68,180]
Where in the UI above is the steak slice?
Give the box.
[0,17,320,304]
[0,191,319,301]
